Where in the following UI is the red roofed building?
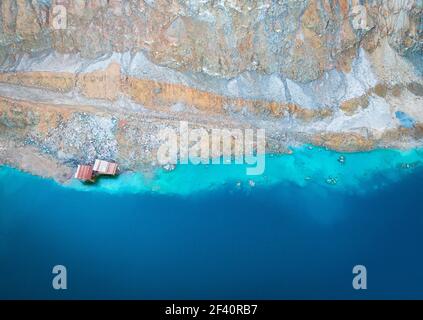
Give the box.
[74,165,94,181]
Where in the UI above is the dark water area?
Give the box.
[0,166,422,299]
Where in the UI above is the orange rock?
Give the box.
[374,84,388,98]
[337,0,350,17]
[311,132,374,152]
[0,72,76,92]
[340,94,370,115]
[0,67,332,122]
[77,62,121,101]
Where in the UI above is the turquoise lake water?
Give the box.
[0,146,423,299]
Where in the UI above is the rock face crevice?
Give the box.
[0,0,422,182]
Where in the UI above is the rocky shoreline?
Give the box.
[0,87,422,184]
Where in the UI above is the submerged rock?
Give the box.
[326,177,338,186]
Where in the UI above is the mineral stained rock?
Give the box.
[0,0,422,181]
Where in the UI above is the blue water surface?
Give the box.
[0,147,423,299]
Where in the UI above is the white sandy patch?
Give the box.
[343,48,378,101]
[127,51,185,84]
[14,52,87,73]
[286,78,315,108]
[226,72,287,102]
[170,102,199,113]
[82,52,127,73]
[325,96,398,133]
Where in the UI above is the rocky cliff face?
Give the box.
[1,0,422,80]
[0,0,422,181]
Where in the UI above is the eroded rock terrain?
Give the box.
[0,0,422,181]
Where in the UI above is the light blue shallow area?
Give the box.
[395,111,416,129]
[63,146,423,195]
